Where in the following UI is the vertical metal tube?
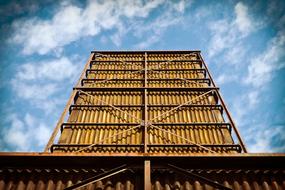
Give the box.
[144,52,148,153]
[144,160,151,190]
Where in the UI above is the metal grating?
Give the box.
[46,51,246,154]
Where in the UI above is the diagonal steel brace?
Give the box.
[64,164,128,190]
[167,164,232,190]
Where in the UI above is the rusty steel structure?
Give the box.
[0,50,285,190]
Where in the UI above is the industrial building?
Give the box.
[0,50,284,190]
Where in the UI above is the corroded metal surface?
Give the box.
[1,167,284,190]
[50,51,244,154]
[1,152,285,189]
[2,51,285,190]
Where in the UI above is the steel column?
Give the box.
[143,52,148,153]
[144,160,151,190]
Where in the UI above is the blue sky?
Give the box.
[0,0,284,152]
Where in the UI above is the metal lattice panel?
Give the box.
[46,51,247,154]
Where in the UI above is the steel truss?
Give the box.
[45,50,247,190]
[64,162,231,190]
[46,50,247,153]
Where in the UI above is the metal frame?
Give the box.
[46,50,246,153]
[44,50,249,189]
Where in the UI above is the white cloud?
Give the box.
[246,125,285,152]
[234,2,253,35]
[231,90,261,127]
[216,73,238,85]
[3,113,52,151]
[208,2,256,57]
[245,32,285,87]
[224,45,247,65]
[11,56,80,112]
[134,1,187,49]
[173,0,188,13]
[9,0,166,55]
[17,57,78,81]
[247,91,259,108]
[11,82,58,101]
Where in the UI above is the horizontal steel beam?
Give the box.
[74,87,219,91]
[60,122,232,134]
[60,122,139,131]
[82,78,209,82]
[52,143,239,148]
[60,121,230,126]
[69,104,223,113]
[91,50,201,53]
[81,79,210,86]
[1,152,284,169]
[90,59,202,63]
[61,123,230,132]
[86,68,206,72]
[51,144,241,153]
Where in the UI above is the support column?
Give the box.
[143,52,148,153]
[144,160,151,190]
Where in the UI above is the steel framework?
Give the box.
[40,50,253,189]
[0,50,285,190]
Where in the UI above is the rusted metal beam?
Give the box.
[91,50,201,53]
[144,160,151,190]
[81,78,210,82]
[69,104,223,108]
[68,104,223,114]
[87,68,205,72]
[1,152,285,169]
[74,87,219,91]
[90,59,202,63]
[144,52,148,153]
[44,52,95,152]
[64,164,128,190]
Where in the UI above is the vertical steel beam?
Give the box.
[144,160,151,190]
[143,52,148,153]
[44,52,95,152]
[197,52,248,153]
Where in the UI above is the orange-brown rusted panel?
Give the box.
[49,51,247,155]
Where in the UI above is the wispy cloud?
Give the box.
[134,3,186,49]
[244,31,285,87]
[208,2,258,58]
[2,113,51,151]
[246,124,285,152]
[216,74,238,85]
[234,2,254,35]
[9,0,166,55]
[11,57,80,113]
